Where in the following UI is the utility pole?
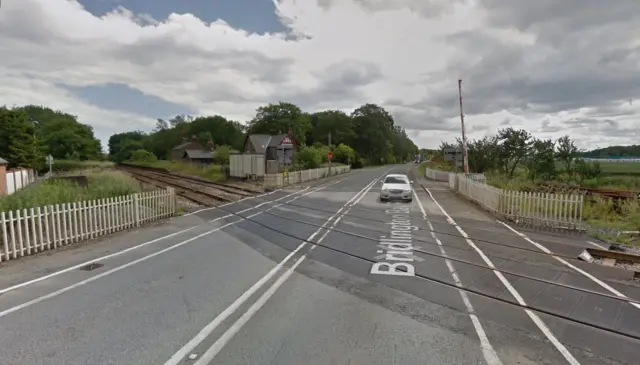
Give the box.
[328,131,332,175]
[458,79,469,174]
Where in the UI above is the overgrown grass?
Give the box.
[134,160,225,181]
[49,160,115,173]
[580,175,640,190]
[0,171,142,213]
[418,157,456,176]
[599,161,640,175]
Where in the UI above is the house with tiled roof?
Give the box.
[171,136,215,164]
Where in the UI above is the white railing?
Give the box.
[264,166,351,188]
[0,188,176,262]
[425,168,450,182]
[426,168,584,229]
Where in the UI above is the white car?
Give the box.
[379,174,413,202]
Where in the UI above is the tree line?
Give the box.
[439,128,603,185]
[580,145,640,158]
[108,101,419,168]
[0,105,103,169]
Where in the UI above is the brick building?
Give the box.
[0,157,7,196]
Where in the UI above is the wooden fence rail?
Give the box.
[425,168,584,230]
[0,188,176,262]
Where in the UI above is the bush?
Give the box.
[297,146,322,169]
[214,145,231,164]
[333,144,356,164]
[129,149,157,163]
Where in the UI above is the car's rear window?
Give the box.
[384,176,407,184]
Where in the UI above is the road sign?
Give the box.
[327,152,333,160]
[443,147,463,163]
[45,154,54,174]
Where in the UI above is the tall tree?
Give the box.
[311,110,356,147]
[350,104,395,163]
[247,102,312,144]
[0,107,42,168]
[17,105,102,160]
[495,127,532,177]
[556,135,579,174]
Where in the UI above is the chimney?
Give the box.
[207,139,215,151]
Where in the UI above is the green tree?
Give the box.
[108,131,148,161]
[556,135,579,175]
[311,110,356,147]
[17,105,102,160]
[247,102,312,145]
[351,103,395,163]
[0,107,42,168]
[575,159,602,185]
[190,115,244,150]
[463,136,498,174]
[525,138,556,180]
[495,127,532,177]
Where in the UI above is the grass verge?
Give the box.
[0,171,142,212]
[132,160,225,181]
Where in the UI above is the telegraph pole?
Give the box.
[458,79,469,174]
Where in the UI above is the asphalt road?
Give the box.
[0,165,638,365]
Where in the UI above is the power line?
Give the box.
[216,196,640,307]
[213,189,601,267]
[207,197,640,342]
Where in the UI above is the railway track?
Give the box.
[537,182,639,200]
[118,163,263,195]
[119,166,256,206]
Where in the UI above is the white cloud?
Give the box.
[0,0,638,150]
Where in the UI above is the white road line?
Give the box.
[497,221,640,311]
[586,241,608,250]
[0,189,298,297]
[189,171,390,365]
[423,187,581,365]
[183,191,279,217]
[412,189,502,365]
[164,171,384,365]
[0,182,339,318]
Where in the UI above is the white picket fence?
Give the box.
[426,168,584,229]
[0,188,177,262]
[264,165,351,188]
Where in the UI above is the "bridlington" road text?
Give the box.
[370,205,418,276]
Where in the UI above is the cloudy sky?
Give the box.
[1,0,638,151]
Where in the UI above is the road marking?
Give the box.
[423,187,581,365]
[497,221,640,310]
[586,240,608,250]
[188,171,389,365]
[0,182,341,318]
[0,188,304,297]
[370,205,418,277]
[413,189,502,365]
[182,190,280,217]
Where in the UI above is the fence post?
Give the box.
[168,187,176,215]
[133,193,141,227]
[1,212,7,262]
